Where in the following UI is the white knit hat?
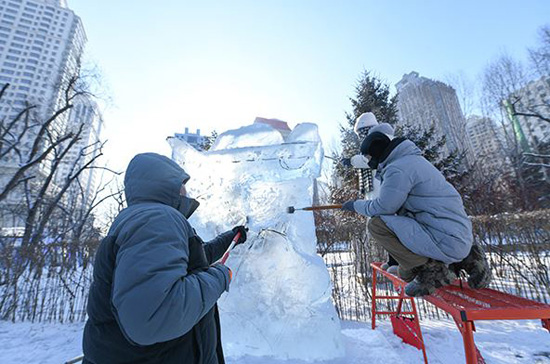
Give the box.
[354,112,378,135]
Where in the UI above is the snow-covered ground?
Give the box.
[1,318,549,364]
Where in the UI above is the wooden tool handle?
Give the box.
[303,204,343,211]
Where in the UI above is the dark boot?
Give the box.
[405,260,456,297]
[449,245,492,289]
[398,265,420,283]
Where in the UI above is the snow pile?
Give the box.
[168,123,344,361]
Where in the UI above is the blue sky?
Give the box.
[69,0,550,171]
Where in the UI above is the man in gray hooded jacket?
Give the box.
[341,131,491,296]
[83,153,247,363]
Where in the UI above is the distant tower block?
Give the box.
[396,71,468,159]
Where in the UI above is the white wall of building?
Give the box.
[514,76,550,149]
[465,115,507,174]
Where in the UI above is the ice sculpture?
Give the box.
[168,123,344,361]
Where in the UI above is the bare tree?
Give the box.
[481,52,550,209]
[0,66,122,321]
[445,70,478,117]
[530,25,550,79]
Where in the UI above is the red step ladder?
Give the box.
[371,262,550,364]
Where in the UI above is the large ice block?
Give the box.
[168,123,344,361]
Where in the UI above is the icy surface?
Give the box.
[211,123,284,151]
[169,123,344,360]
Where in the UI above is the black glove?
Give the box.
[341,200,356,213]
[231,225,248,245]
[340,158,352,167]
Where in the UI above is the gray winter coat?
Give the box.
[353,140,472,264]
[83,153,232,364]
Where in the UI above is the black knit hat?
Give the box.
[360,132,391,169]
[360,132,391,158]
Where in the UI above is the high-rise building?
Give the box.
[465,116,507,174]
[0,0,102,227]
[0,0,86,121]
[396,71,468,158]
[508,76,550,151]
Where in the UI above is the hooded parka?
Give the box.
[83,153,234,364]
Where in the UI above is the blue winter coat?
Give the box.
[83,153,232,364]
[353,140,472,264]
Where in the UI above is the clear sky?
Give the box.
[69,0,550,172]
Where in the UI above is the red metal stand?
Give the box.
[371,262,428,363]
[371,262,550,364]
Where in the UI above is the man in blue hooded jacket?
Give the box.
[341,131,491,296]
[83,153,247,363]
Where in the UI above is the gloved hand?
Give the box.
[340,158,352,167]
[231,225,248,245]
[341,200,356,213]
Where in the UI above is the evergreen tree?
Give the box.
[334,71,398,197]
[200,130,219,151]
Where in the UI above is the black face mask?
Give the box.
[368,157,380,170]
[177,196,200,219]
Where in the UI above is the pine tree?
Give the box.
[200,130,219,151]
[334,71,399,197]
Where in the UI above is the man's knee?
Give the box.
[367,216,386,236]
